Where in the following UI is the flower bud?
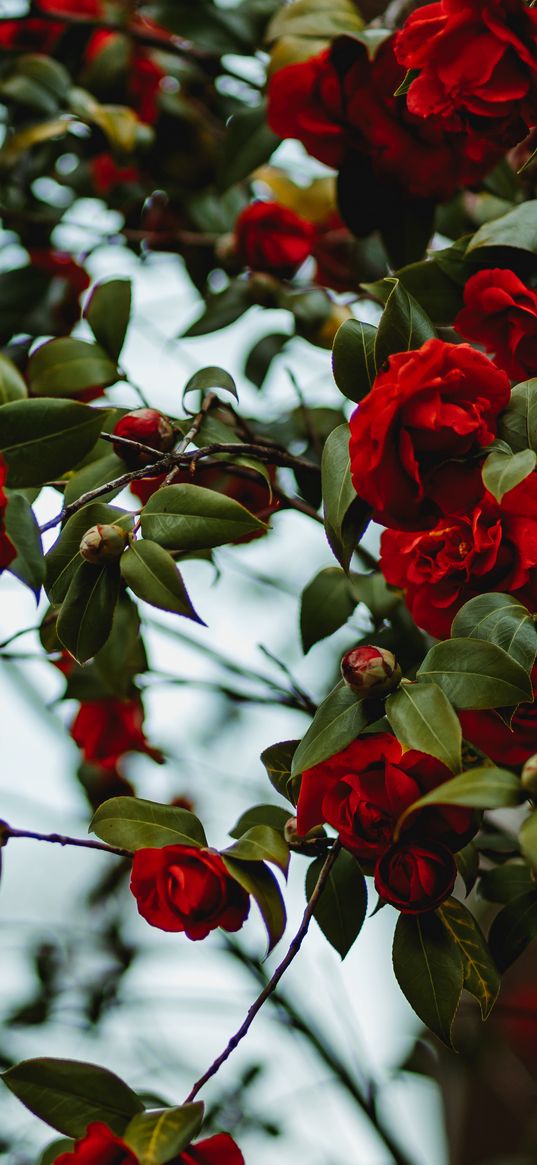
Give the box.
[341,645,402,696]
[522,753,537,796]
[79,524,128,564]
[112,408,175,468]
[284,817,325,846]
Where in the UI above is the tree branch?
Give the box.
[1,823,132,860]
[184,840,342,1104]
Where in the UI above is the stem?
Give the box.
[163,392,217,486]
[1,823,132,860]
[184,841,342,1103]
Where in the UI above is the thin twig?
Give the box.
[1,823,132,860]
[184,840,342,1103]
[163,392,217,486]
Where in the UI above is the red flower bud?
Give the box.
[341,645,402,696]
[79,524,128,564]
[112,408,175,468]
[375,841,456,914]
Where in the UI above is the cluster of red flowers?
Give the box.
[54,1121,244,1165]
[130,845,250,939]
[0,456,16,573]
[297,734,476,913]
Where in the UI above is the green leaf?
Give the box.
[519,811,537,872]
[183,365,238,403]
[0,352,27,403]
[349,571,402,619]
[222,857,286,954]
[183,281,251,337]
[90,796,207,850]
[395,766,523,837]
[498,378,537,453]
[392,912,464,1047]
[331,318,377,403]
[0,399,111,488]
[244,332,289,389]
[452,593,537,674]
[84,278,132,362]
[92,593,148,697]
[28,338,119,397]
[4,492,45,597]
[384,259,463,326]
[374,277,436,369]
[386,682,462,774]
[56,561,120,665]
[467,200,537,256]
[141,484,267,550]
[45,502,132,603]
[321,423,370,572]
[481,447,536,502]
[477,862,534,905]
[268,0,364,39]
[417,638,533,708]
[120,540,204,622]
[63,452,126,508]
[455,842,479,896]
[229,804,291,839]
[437,897,500,1020]
[223,825,290,875]
[123,1104,204,1165]
[218,102,280,190]
[488,890,537,972]
[305,848,367,958]
[39,1140,74,1165]
[1,1058,143,1137]
[291,681,368,776]
[300,567,358,653]
[260,740,301,806]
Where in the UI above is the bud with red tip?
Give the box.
[79,524,128,564]
[522,754,537,796]
[341,645,402,697]
[112,408,175,468]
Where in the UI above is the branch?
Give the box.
[1,822,132,860]
[184,840,342,1104]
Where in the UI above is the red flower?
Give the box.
[54,1122,137,1165]
[70,698,162,770]
[0,0,101,53]
[112,409,175,468]
[459,665,537,767]
[130,466,279,542]
[29,249,90,336]
[130,845,250,939]
[0,455,16,572]
[296,733,475,860]
[180,1134,245,1165]
[348,338,510,530]
[91,154,141,196]
[394,0,537,144]
[454,268,537,381]
[375,841,456,913]
[234,202,315,278]
[380,475,537,638]
[267,36,503,202]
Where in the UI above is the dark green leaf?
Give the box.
[300,567,357,653]
[392,912,464,1047]
[260,740,301,806]
[39,1140,74,1165]
[124,1104,204,1165]
[488,890,537,971]
[63,453,126,507]
[244,333,289,389]
[331,318,377,403]
[218,103,280,190]
[386,682,462,774]
[90,796,207,850]
[452,593,537,674]
[56,561,120,664]
[498,378,537,453]
[222,857,286,953]
[374,278,436,369]
[385,259,463,325]
[291,682,368,776]
[229,804,291,839]
[4,492,45,597]
[183,366,237,403]
[417,638,533,708]
[223,825,290,874]
[28,339,118,397]
[396,766,523,837]
[182,282,251,337]
[456,843,479,896]
[1,1058,143,1137]
[481,448,536,501]
[519,811,537,871]
[305,848,367,958]
[0,399,111,488]
[120,540,204,622]
[45,502,132,604]
[84,279,132,362]
[467,200,537,257]
[437,897,500,1020]
[0,352,27,403]
[477,863,534,905]
[141,484,267,550]
[321,423,369,572]
[92,593,148,697]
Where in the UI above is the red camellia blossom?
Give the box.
[70,698,163,770]
[54,1124,244,1165]
[380,474,537,638]
[375,841,457,913]
[459,665,537,767]
[91,154,141,196]
[454,268,537,381]
[267,36,503,202]
[130,845,250,938]
[348,338,510,530]
[234,202,315,278]
[296,733,475,861]
[0,455,16,572]
[112,409,175,468]
[394,0,537,145]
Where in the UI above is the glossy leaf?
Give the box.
[305,848,367,958]
[244,333,289,389]
[331,318,377,403]
[417,638,533,708]
[374,278,436,370]
[222,857,286,954]
[84,278,132,362]
[45,502,132,603]
[386,682,462,774]
[90,796,207,850]
[141,484,267,550]
[519,811,537,871]
[0,352,27,403]
[4,492,45,597]
[477,862,534,905]
[321,423,370,571]
[260,740,301,806]
[120,540,204,622]
[223,825,290,875]
[56,561,120,664]
[229,804,291,839]
[452,593,537,674]
[467,200,537,255]
[1,1058,143,1137]
[392,911,464,1047]
[124,1104,204,1165]
[28,338,119,397]
[438,897,500,1020]
[183,366,238,402]
[481,447,536,501]
[498,378,537,453]
[63,452,126,507]
[300,567,358,653]
[218,102,280,190]
[0,399,111,487]
[488,889,537,971]
[396,766,523,837]
[291,682,368,776]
